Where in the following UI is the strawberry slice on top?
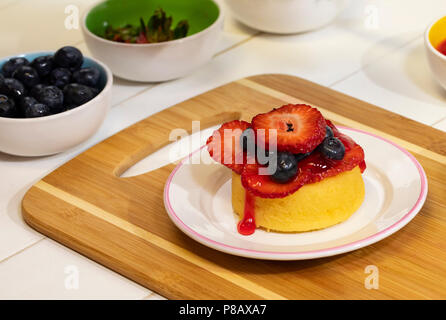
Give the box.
[325,119,366,174]
[206,120,252,174]
[241,120,366,198]
[252,104,327,154]
[206,116,366,199]
[241,162,311,198]
[298,143,365,186]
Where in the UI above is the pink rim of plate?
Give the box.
[164,126,428,259]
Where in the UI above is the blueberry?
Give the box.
[12,65,40,88]
[40,76,52,86]
[0,74,4,93]
[0,78,26,99]
[0,94,17,118]
[54,46,83,70]
[63,83,95,106]
[30,83,45,99]
[72,67,100,87]
[50,68,71,88]
[18,96,38,115]
[269,152,298,184]
[295,152,311,162]
[240,128,256,153]
[63,104,77,111]
[89,86,100,97]
[325,126,334,139]
[37,85,64,111]
[24,103,51,118]
[1,57,29,77]
[31,55,54,77]
[319,137,345,160]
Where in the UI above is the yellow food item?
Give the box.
[232,166,365,232]
[428,15,446,48]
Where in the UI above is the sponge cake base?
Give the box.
[232,166,365,232]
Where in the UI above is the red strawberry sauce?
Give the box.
[437,39,446,56]
[237,191,257,235]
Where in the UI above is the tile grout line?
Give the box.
[0,237,45,265]
[141,292,156,300]
[112,85,157,108]
[328,32,424,88]
[214,31,262,57]
[72,39,85,48]
[431,116,446,127]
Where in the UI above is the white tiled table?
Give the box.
[1,0,445,299]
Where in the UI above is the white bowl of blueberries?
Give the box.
[0,46,112,156]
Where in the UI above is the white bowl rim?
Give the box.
[425,14,446,62]
[81,0,224,48]
[0,51,113,124]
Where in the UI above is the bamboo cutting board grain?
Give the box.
[22,74,446,299]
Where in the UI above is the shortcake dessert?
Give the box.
[206,104,366,235]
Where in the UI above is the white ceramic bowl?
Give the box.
[425,15,446,90]
[0,52,112,157]
[225,0,349,34]
[81,0,224,82]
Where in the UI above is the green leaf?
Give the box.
[140,17,146,34]
[173,20,189,39]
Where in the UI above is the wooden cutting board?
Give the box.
[22,74,446,300]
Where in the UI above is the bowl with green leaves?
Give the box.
[82,0,223,82]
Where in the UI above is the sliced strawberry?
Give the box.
[241,163,311,198]
[252,104,326,154]
[241,120,366,199]
[359,160,367,173]
[299,120,366,184]
[325,119,340,135]
[206,120,252,174]
[299,144,365,185]
[327,119,366,171]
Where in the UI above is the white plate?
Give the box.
[163,127,428,260]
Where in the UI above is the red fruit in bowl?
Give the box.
[252,104,326,154]
[206,120,252,174]
[136,32,148,44]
